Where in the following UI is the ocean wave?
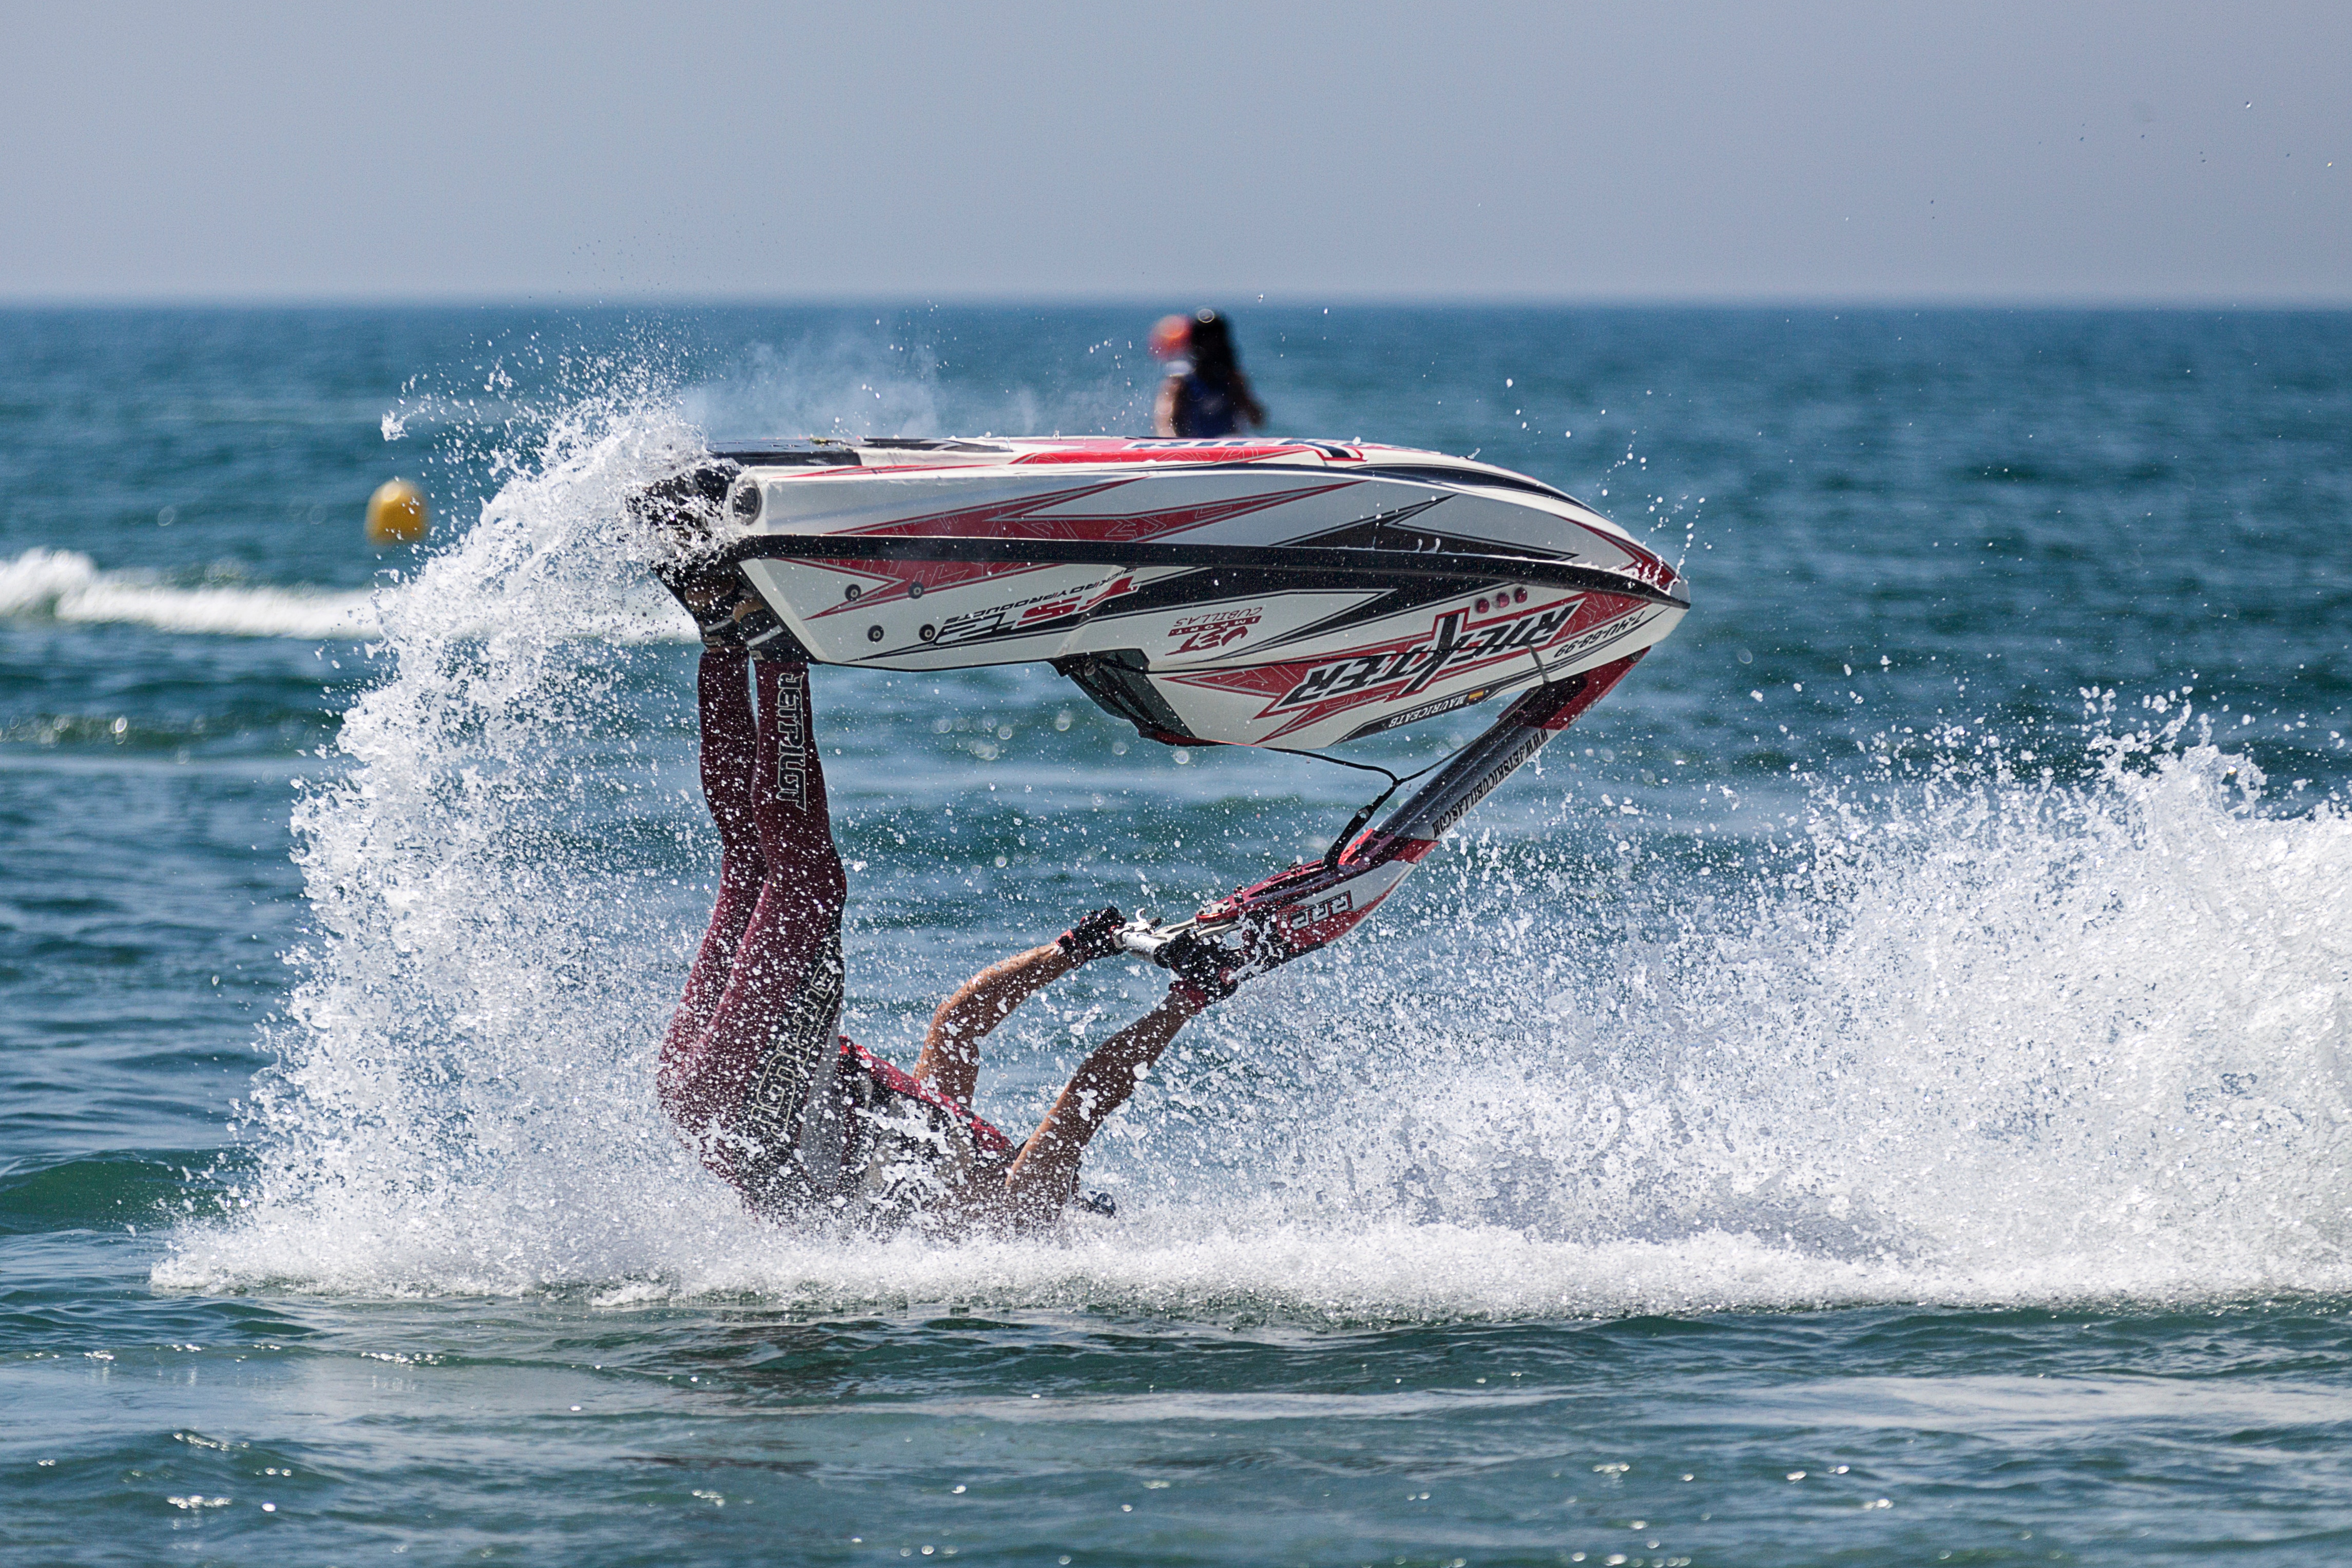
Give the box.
[160,1193,2352,1322]
[0,547,382,640]
[0,546,696,645]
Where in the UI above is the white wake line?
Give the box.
[0,548,696,644]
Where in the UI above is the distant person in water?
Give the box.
[1151,308,1268,438]
[655,581,1222,1233]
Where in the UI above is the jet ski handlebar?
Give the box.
[1107,651,1649,1001]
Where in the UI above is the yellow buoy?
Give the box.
[365,478,429,546]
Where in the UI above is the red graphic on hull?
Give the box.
[1018,575,1138,624]
[798,478,1358,615]
[1164,591,1652,743]
[1167,607,1264,655]
[1010,441,1356,466]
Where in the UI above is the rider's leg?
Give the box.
[660,661,850,1204]
[657,651,765,1118]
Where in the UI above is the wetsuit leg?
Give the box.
[660,659,850,1211]
[658,651,765,1112]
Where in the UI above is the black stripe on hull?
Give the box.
[721,534,1686,609]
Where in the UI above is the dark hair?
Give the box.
[1188,308,1238,388]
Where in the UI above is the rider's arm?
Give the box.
[1001,983,1208,1222]
[914,943,1072,1108]
[917,907,1127,1107]
[1152,373,1183,437]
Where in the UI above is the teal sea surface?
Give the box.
[4,304,2351,1565]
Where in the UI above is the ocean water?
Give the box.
[4,303,2351,1566]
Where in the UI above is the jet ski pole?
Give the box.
[1114,649,1650,995]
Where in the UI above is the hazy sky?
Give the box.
[3,0,2345,303]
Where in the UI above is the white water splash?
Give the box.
[155,403,737,1296]
[1180,726,2352,1311]
[158,398,2352,1319]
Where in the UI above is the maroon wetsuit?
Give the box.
[660,651,1012,1221]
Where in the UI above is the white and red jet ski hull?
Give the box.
[653,437,1687,753]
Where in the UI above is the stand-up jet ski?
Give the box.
[635,436,1687,993]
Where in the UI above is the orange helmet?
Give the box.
[1148,313,1191,360]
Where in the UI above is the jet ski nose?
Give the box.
[728,475,763,524]
[628,458,740,548]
